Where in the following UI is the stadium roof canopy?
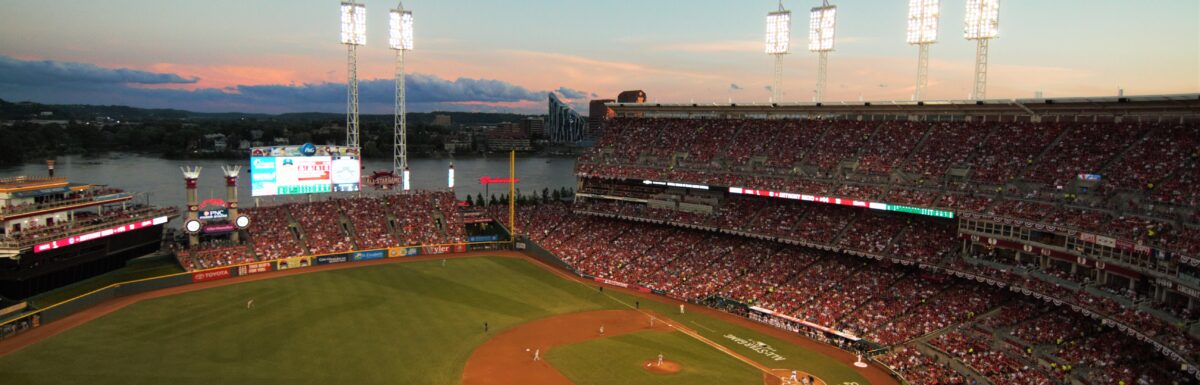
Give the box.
[609,93,1200,121]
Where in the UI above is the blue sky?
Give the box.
[0,0,1196,113]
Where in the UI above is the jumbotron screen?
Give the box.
[250,144,360,197]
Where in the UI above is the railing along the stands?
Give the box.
[0,207,178,249]
[0,191,129,217]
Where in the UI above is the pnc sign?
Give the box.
[478,176,519,185]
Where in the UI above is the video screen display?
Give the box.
[252,156,360,196]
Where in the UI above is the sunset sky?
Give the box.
[1,0,1197,114]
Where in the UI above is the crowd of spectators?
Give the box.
[242,204,305,261]
[877,346,968,385]
[579,118,1200,258]
[292,200,352,255]
[178,241,255,271]
[930,329,1056,385]
[183,192,465,269]
[339,197,398,250]
[498,202,1200,383]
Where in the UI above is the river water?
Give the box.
[0,154,577,210]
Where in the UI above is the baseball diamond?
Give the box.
[0,254,887,385]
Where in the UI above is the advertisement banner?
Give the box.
[315,254,350,265]
[236,261,274,277]
[593,277,630,289]
[454,244,467,253]
[424,245,451,255]
[192,268,233,283]
[468,235,500,242]
[202,223,235,234]
[351,250,386,261]
[276,256,312,270]
[388,247,420,257]
[198,208,229,221]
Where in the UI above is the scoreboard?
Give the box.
[250,145,360,197]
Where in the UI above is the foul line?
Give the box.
[578,279,829,385]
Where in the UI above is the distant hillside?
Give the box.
[279,111,539,126]
[0,98,540,125]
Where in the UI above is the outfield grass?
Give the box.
[28,255,185,308]
[0,256,876,385]
[547,330,762,385]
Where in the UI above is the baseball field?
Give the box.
[0,254,897,385]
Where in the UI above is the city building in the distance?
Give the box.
[547,93,586,144]
[587,99,616,141]
[617,90,646,103]
[521,116,545,138]
[588,99,615,127]
[432,114,452,127]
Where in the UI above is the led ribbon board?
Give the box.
[35,216,169,253]
[729,187,954,219]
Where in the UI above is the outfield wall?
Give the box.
[0,241,511,342]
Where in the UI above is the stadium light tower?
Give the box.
[965,0,999,100]
[807,1,836,102]
[340,1,366,150]
[389,2,414,190]
[907,0,940,101]
[765,1,791,103]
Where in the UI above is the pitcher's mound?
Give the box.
[642,359,682,375]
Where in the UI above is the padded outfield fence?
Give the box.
[0,240,512,341]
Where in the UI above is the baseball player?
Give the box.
[790,370,798,383]
[599,325,605,335]
[657,353,664,366]
[679,304,685,314]
[533,349,541,361]
[246,299,254,309]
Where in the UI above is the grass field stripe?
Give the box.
[690,320,718,332]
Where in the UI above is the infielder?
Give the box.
[533,349,541,361]
[246,299,254,309]
[599,325,605,335]
[790,370,798,383]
